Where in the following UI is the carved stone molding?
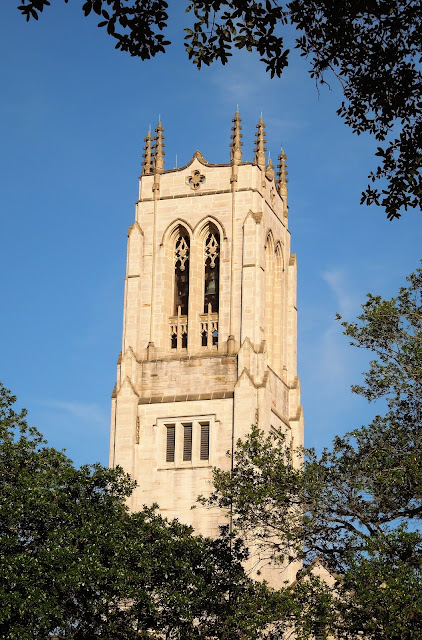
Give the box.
[175,235,189,271]
[204,233,219,267]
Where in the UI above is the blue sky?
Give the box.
[1,3,421,467]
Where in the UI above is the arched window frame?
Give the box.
[264,232,275,367]
[168,224,191,351]
[273,243,284,375]
[200,223,220,349]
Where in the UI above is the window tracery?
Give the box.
[174,235,189,272]
[170,229,190,350]
[174,233,190,317]
[201,226,220,348]
[204,232,219,268]
[204,230,220,314]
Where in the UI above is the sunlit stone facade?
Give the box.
[109,115,304,587]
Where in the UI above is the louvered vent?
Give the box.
[200,422,209,460]
[166,424,175,462]
[183,424,192,461]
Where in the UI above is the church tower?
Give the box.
[109,114,304,586]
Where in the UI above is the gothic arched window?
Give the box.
[264,233,275,367]
[174,232,190,316]
[203,229,220,314]
[273,244,283,375]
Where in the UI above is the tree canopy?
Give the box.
[0,382,286,640]
[205,263,422,639]
[16,0,422,220]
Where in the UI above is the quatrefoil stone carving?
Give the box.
[186,169,205,190]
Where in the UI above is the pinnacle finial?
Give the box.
[141,130,153,176]
[266,157,275,181]
[153,119,165,174]
[277,148,288,190]
[253,115,267,169]
[230,110,243,163]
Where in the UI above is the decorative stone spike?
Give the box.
[141,130,153,176]
[253,116,267,170]
[277,148,288,190]
[266,158,275,181]
[153,120,165,174]
[277,148,288,217]
[230,110,243,164]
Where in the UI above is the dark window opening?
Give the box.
[175,265,190,315]
[181,330,188,349]
[201,329,208,347]
[174,234,190,316]
[183,424,192,461]
[171,332,177,350]
[166,425,175,462]
[204,257,219,313]
[212,329,218,347]
[204,231,220,313]
[200,422,210,460]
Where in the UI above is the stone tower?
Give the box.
[109,114,304,586]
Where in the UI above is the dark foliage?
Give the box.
[17,0,422,220]
[206,263,422,639]
[0,382,282,639]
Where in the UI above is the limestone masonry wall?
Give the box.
[111,116,304,588]
[138,355,237,399]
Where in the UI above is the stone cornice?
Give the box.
[139,391,234,405]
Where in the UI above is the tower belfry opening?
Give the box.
[110,114,304,587]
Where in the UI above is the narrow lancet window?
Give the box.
[204,230,220,313]
[174,233,190,316]
[264,235,275,367]
[273,245,283,375]
[183,423,193,461]
[166,425,176,463]
[200,422,210,460]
